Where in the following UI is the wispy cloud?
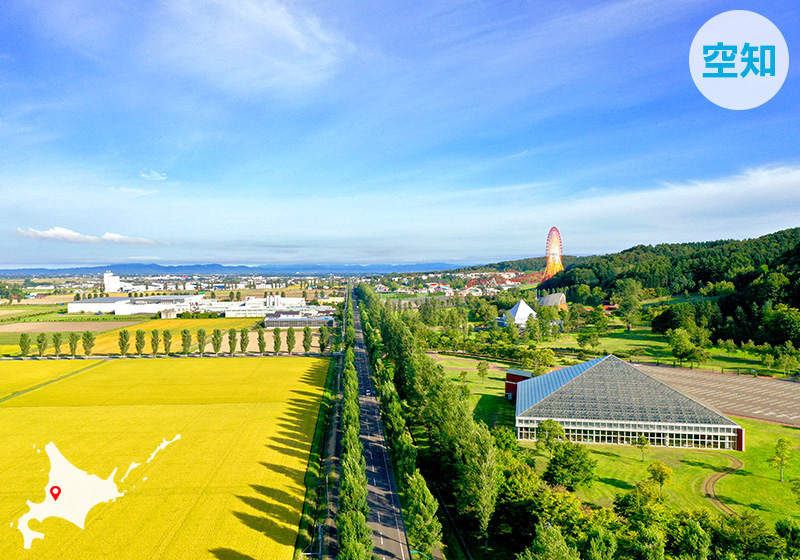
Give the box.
[16,227,157,246]
[112,186,158,195]
[101,232,157,245]
[139,170,167,181]
[145,0,352,95]
[16,226,99,243]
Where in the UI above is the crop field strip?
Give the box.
[0,357,329,559]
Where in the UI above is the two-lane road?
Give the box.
[353,301,411,560]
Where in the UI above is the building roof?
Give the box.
[507,368,534,379]
[538,293,567,307]
[516,355,737,426]
[73,297,130,303]
[507,299,536,321]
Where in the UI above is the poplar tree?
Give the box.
[118,330,131,355]
[163,330,172,355]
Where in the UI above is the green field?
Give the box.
[427,353,514,427]
[0,357,329,559]
[430,352,800,526]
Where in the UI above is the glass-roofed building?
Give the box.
[515,355,744,450]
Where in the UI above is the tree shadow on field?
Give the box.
[598,477,633,490]
[682,459,723,472]
[592,450,620,458]
[210,548,257,560]
[223,359,328,555]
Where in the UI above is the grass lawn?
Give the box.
[715,417,800,525]
[428,353,515,428]
[0,357,329,559]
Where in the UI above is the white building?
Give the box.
[68,294,204,316]
[103,272,133,293]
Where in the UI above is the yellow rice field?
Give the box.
[0,357,328,559]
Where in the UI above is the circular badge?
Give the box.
[690,10,789,110]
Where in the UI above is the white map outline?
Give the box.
[16,436,180,549]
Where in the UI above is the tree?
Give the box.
[151,329,160,355]
[34,332,47,357]
[587,528,617,560]
[227,328,237,355]
[163,329,172,355]
[543,441,597,490]
[52,332,63,357]
[763,353,775,370]
[197,328,207,356]
[181,329,192,355]
[405,470,442,558]
[118,330,131,355]
[319,326,329,354]
[235,290,241,301]
[647,459,673,493]
[135,330,146,355]
[455,422,498,552]
[82,331,95,356]
[303,326,312,353]
[211,329,223,355]
[669,328,695,365]
[630,524,665,560]
[776,518,800,559]
[256,326,266,354]
[68,332,80,357]
[273,327,282,354]
[239,327,249,354]
[536,419,565,458]
[673,518,710,560]
[477,360,489,384]
[634,434,650,461]
[228,291,234,301]
[516,523,580,560]
[577,331,599,351]
[768,437,793,482]
[612,278,643,332]
[286,327,296,355]
[589,306,610,335]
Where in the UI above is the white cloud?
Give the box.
[139,170,167,181]
[16,226,99,243]
[145,0,351,95]
[112,186,158,195]
[101,232,157,246]
[16,227,156,246]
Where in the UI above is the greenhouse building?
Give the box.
[515,355,744,450]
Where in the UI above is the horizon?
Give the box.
[2,2,799,266]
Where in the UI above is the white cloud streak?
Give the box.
[16,227,156,246]
[139,170,167,181]
[145,0,351,95]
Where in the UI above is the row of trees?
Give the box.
[18,331,95,357]
[18,324,332,357]
[356,284,500,552]
[337,298,373,560]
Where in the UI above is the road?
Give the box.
[353,300,411,560]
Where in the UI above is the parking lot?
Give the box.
[638,364,800,426]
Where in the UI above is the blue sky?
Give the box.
[1,0,798,267]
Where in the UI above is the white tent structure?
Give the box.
[505,299,537,327]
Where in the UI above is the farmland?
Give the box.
[0,357,329,559]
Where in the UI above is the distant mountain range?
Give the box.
[0,262,473,277]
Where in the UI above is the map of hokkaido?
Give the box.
[15,436,180,549]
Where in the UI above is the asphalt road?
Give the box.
[353,302,411,560]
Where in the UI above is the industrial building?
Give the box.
[67,294,204,316]
[515,355,744,450]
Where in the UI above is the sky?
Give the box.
[1,0,799,267]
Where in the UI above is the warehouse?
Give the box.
[515,355,744,450]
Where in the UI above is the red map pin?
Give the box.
[50,486,61,501]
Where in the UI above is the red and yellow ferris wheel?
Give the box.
[543,226,564,280]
